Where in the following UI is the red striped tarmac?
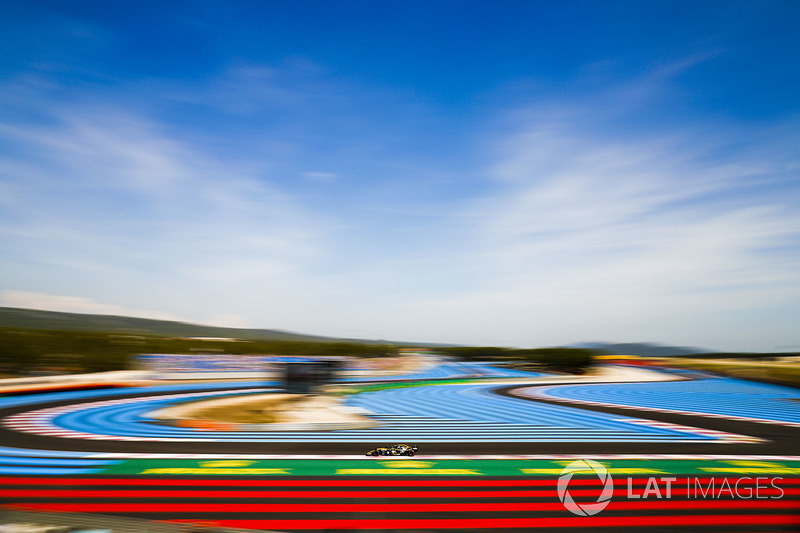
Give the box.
[6,476,799,487]
[11,499,800,513]
[4,488,797,499]
[3,475,798,531]
[165,515,800,529]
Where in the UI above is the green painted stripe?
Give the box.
[334,377,494,395]
[98,458,800,477]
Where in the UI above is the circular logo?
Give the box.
[557,459,614,516]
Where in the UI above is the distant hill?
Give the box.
[572,342,713,357]
[0,308,718,354]
[0,307,398,344]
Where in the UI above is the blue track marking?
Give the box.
[0,447,123,475]
[0,381,272,409]
[36,383,720,442]
[536,376,800,425]
[0,383,269,473]
[0,457,117,466]
[0,446,93,458]
[338,361,543,382]
[0,466,104,475]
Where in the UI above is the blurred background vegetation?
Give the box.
[0,327,398,376]
[2,308,795,385]
[0,326,599,377]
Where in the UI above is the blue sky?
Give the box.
[1,1,799,351]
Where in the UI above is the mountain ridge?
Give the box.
[1,307,716,354]
[571,341,714,357]
[0,307,395,344]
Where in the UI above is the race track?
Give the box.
[2,363,799,531]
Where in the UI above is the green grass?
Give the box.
[329,376,499,396]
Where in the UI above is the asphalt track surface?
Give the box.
[2,367,799,532]
[1,381,798,455]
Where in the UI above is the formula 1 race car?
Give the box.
[366,444,418,457]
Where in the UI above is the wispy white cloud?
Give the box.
[0,290,180,321]
[1,54,798,351]
[394,92,800,350]
[0,86,336,329]
[302,171,338,181]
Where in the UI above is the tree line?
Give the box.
[435,346,595,373]
[0,327,596,376]
[0,327,395,375]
